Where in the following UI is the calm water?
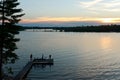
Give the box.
[4,31,120,80]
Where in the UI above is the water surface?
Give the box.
[4,32,120,80]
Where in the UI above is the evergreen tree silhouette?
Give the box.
[0,0,24,79]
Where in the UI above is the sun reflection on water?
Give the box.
[100,37,112,49]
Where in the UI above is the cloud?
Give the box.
[112,18,120,23]
[103,0,120,8]
[80,0,103,8]
[79,0,120,12]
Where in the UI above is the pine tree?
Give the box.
[0,0,24,79]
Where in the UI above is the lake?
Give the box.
[4,31,120,80]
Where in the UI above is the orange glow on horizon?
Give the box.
[100,18,120,23]
[21,17,100,23]
[102,18,113,23]
[21,17,120,23]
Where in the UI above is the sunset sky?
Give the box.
[19,0,120,26]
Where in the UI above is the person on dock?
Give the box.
[30,54,33,61]
[42,54,44,60]
[49,55,51,59]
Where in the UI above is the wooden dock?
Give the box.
[14,61,33,80]
[14,58,54,80]
[33,59,54,64]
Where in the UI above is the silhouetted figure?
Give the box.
[42,54,44,60]
[49,55,51,59]
[30,54,33,61]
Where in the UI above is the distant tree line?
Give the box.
[22,24,120,32]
